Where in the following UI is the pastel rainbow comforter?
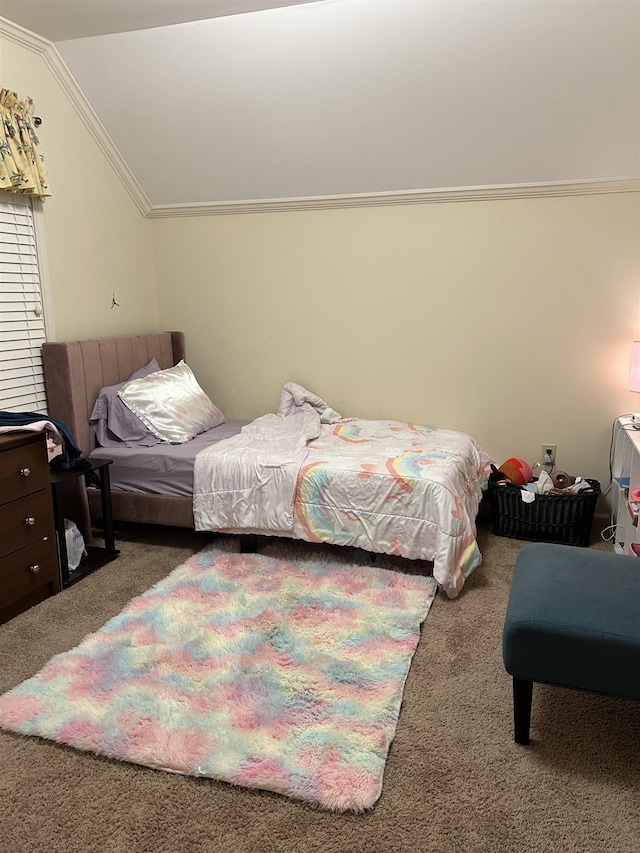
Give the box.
[194,385,492,598]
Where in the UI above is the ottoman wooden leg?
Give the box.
[513,677,533,745]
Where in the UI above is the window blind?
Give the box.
[0,194,47,412]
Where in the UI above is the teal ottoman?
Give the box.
[503,542,640,744]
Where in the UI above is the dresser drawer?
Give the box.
[0,535,58,610]
[0,438,50,503]
[0,489,55,559]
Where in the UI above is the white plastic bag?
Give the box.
[64,519,87,572]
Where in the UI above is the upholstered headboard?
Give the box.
[42,332,185,457]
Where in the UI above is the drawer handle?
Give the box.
[24,516,36,526]
[29,564,40,574]
[20,467,31,477]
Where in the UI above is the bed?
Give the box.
[42,331,492,598]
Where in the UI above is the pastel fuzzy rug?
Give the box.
[0,545,437,812]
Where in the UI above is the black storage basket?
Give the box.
[488,478,601,547]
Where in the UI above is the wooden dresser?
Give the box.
[0,431,60,625]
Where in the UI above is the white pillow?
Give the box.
[118,360,225,443]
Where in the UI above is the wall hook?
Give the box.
[111,293,120,309]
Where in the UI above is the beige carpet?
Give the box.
[1,519,638,853]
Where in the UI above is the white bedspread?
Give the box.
[193,384,491,598]
[193,383,341,531]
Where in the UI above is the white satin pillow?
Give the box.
[118,360,225,443]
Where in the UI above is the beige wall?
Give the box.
[1,36,157,340]
[152,192,640,491]
[4,31,639,498]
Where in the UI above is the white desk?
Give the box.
[612,417,640,554]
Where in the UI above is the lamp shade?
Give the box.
[630,341,640,392]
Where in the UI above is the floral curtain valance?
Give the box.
[0,89,51,199]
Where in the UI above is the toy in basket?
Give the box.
[488,458,600,547]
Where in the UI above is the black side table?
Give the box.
[50,458,119,588]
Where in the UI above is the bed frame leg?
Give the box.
[239,534,258,553]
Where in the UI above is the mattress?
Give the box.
[90,421,248,497]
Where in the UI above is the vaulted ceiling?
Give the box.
[0,0,321,41]
[2,0,639,208]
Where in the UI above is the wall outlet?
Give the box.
[541,443,557,466]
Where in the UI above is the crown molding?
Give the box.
[0,15,50,53]
[0,16,152,216]
[2,17,638,219]
[147,177,640,218]
[40,49,153,215]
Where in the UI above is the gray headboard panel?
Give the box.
[42,331,185,456]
